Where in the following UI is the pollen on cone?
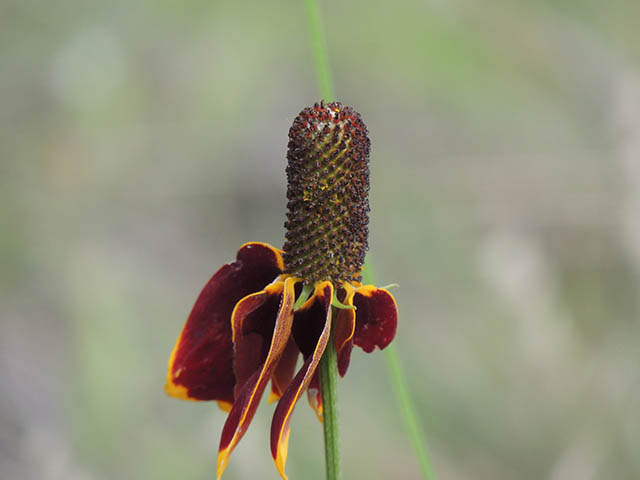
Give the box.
[283,101,370,284]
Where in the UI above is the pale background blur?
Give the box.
[2,0,640,479]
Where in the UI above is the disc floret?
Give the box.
[283,101,371,284]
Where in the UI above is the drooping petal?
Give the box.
[231,281,285,394]
[333,284,356,377]
[216,276,296,479]
[165,242,284,403]
[291,282,333,356]
[271,282,333,479]
[336,337,354,377]
[353,286,398,353]
[269,337,300,404]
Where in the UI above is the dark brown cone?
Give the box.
[282,101,370,284]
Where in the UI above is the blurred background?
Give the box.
[2,0,640,478]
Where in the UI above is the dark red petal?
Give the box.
[291,283,334,357]
[271,282,333,479]
[333,288,356,377]
[231,282,284,395]
[165,242,284,403]
[337,339,353,377]
[353,286,398,353]
[270,338,300,403]
[217,277,296,479]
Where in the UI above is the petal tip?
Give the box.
[164,378,190,400]
[217,448,231,479]
[165,364,197,401]
[307,389,324,423]
[273,429,291,480]
[268,390,280,404]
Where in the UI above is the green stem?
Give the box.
[305,0,335,101]
[384,344,437,480]
[306,1,339,478]
[363,263,437,480]
[318,329,341,480]
[304,1,436,478]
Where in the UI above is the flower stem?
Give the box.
[363,263,437,480]
[318,328,341,480]
[306,1,340,478]
[304,1,436,479]
[305,0,335,102]
[383,343,437,480]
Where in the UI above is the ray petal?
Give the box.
[269,337,300,404]
[271,282,333,479]
[353,286,398,353]
[216,276,297,479]
[231,281,285,394]
[333,285,356,377]
[165,242,283,403]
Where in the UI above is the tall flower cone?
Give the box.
[165,102,398,479]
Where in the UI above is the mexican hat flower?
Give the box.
[165,102,398,479]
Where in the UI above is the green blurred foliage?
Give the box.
[2,0,640,479]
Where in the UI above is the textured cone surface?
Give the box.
[283,102,370,284]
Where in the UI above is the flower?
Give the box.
[165,102,398,479]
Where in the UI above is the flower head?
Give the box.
[165,102,398,479]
